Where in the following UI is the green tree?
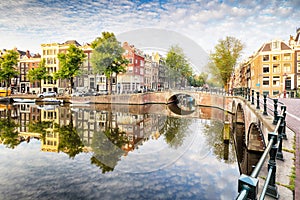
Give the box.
[0,50,19,96]
[27,58,50,93]
[165,45,192,89]
[209,36,244,92]
[91,32,128,94]
[189,72,208,87]
[54,44,86,94]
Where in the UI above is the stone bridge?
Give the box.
[87,90,276,152]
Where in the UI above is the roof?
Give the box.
[61,40,81,46]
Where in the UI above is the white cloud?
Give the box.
[0,0,299,59]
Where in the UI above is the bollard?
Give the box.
[281,105,287,140]
[223,121,230,141]
[272,99,278,125]
[256,92,260,109]
[276,115,284,161]
[263,94,268,116]
[251,90,255,105]
[266,132,279,199]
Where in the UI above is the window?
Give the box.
[263,76,269,86]
[272,76,280,86]
[273,64,280,73]
[263,55,269,61]
[297,76,300,88]
[297,52,300,61]
[297,62,300,73]
[128,66,133,73]
[263,64,269,73]
[272,55,280,61]
[272,41,280,50]
[129,58,133,64]
[283,63,291,72]
[273,90,279,96]
[263,91,269,96]
[283,53,291,60]
[140,60,144,67]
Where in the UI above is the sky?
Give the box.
[0,0,300,63]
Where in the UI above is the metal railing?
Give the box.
[232,87,287,199]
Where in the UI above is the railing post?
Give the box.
[272,99,278,125]
[244,88,248,100]
[263,94,268,116]
[281,105,287,140]
[248,88,251,102]
[251,90,255,105]
[276,115,284,161]
[256,92,260,109]
[266,133,279,199]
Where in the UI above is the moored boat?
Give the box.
[41,98,63,104]
[13,98,36,103]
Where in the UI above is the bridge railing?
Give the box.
[233,87,287,199]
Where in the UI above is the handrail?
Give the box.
[232,87,286,200]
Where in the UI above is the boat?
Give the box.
[37,105,58,111]
[0,97,13,103]
[13,98,36,103]
[69,99,91,104]
[41,98,63,104]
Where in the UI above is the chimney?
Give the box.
[26,50,31,58]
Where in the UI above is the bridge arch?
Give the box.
[167,93,196,116]
[247,122,265,152]
[233,103,246,163]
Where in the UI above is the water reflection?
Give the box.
[232,121,263,175]
[0,102,244,199]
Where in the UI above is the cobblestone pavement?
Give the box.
[278,98,300,200]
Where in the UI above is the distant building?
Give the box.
[235,39,295,97]
[18,51,41,94]
[289,27,300,93]
[120,42,145,93]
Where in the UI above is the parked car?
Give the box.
[71,91,85,97]
[37,91,57,98]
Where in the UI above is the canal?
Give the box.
[0,102,260,199]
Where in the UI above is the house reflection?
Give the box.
[0,102,246,173]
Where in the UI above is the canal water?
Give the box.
[0,102,251,199]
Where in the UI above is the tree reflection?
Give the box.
[203,120,236,163]
[55,119,84,159]
[159,117,191,148]
[28,120,53,142]
[0,117,20,148]
[90,128,128,173]
[0,105,20,149]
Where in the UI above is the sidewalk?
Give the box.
[278,98,300,200]
[258,126,294,199]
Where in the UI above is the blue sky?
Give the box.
[0,0,299,59]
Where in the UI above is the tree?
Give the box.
[165,45,192,89]
[27,58,50,93]
[91,32,128,94]
[54,44,86,94]
[189,72,208,87]
[0,50,19,96]
[209,36,244,92]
